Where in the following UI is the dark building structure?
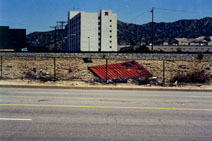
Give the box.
[0,26,26,51]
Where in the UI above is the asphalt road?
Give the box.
[0,88,212,141]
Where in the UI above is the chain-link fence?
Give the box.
[0,56,211,85]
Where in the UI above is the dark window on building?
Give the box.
[105,12,109,16]
[110,46,112,48]
[110,25,112,27]
[110,30,112,32]
[110,20,112,22]
[110,36,112,38]
[110,41,112,43]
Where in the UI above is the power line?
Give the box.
[0,19,49,28]
[127,10,150,23]
[155,7,212,15]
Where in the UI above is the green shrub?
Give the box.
[197,52,204,60]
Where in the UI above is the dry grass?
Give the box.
[1,57,212,85]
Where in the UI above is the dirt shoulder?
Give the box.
[0,80,212,92]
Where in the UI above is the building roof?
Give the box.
[88,61,152,80]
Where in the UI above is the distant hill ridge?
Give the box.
[27,17,212,48]
[118,17,212,45]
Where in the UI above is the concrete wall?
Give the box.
[112,14,118,52]
[148,45,212,52]
[81,12,99,51]
[100,10,118,52]
[1,52,212,59]
[68,11,81,52]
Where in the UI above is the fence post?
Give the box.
[162,59,166,85]
[54,57,56,81]
[106,58,108,82]
[0,56,2,79]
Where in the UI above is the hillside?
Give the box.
[27,29,67,51]
[27,17,212,50]
[118,17,212,45]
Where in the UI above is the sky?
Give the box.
[0,0,212,34]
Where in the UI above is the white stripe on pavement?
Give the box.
[0,118,32,121]
[18,91,70,95]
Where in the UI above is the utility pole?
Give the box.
[56,21,67,52]
[53,57,56,81]
[163,59,166,85]
[150,7,154,51]
[106,58,108,83]
[88,37,90,52]
[0,56,2,79]
[50,26,57,52]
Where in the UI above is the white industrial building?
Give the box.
[67,10,118,52]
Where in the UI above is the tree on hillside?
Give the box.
[204,36,211,42]
[177,47,182,53]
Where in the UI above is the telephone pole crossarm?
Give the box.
[56,21,66,29]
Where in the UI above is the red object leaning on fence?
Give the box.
[88,60,152,81]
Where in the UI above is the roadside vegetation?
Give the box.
[170,70,211,85]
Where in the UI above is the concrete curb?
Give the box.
[0,84,212,92]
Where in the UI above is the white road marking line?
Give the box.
[0,118,32,121]
[18,91,70,95]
